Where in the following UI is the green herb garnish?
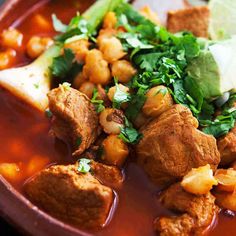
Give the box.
[78,158,91,174]
[119,118,142,144]
[76,137,82,147]
[51,48,82,79]
[91,89,105,113]
[113,78,131,109]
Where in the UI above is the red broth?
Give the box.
[0,0,236,235]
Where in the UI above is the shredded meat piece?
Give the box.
[48,86,99,156]
[154,183,218,236]
[218,125,236,166]
[136,105,220,186]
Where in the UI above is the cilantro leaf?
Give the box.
[55,14,91,42]
[91,89,105,113]
[172,80,188,105]
[125,88,147,121]
[133,52,163,72]
[202,116,235,138]
[118,32,154,50]
[119,118,142,144]
[76,137,82,147]
[181,33,200,60]
[78,158,91,174]
[113,79,131,109]
[184,76,203,112]
[51,49,82,79]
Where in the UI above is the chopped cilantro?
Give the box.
[33,83,39,89]
[76,137,82,147]
[91,89,105,113]
[125,88,147,121]
[113,79,131,109]
[45,109,53,118]
[77,158,91,174]
[119,118,142,144]
[51,48,82,79]
[202,117,235,138]
[200,94,236,137]
[54,14,92,43]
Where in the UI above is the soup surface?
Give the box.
[0,0,235,235]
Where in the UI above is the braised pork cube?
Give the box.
[91,161,124,189]
[48,86,99,156]
[154,183,218,236]
[167,6,209,38]
[25,164,114,229]
[136,105,220,186]
[217,125,236,166]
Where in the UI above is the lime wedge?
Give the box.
[209,0,236,40]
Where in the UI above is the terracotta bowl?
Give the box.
[0,0,187,235]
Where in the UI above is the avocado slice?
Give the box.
[187,37,236,99]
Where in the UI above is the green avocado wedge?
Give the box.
[187,36,236,99]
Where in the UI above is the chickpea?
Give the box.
[140,6,161,25]
[97,28,117,47]
[79,81,96,99]
[103,12,117,29]
[64,39,89,63]
[102,134,129,167]
[32,14,52,31]
[73,72,87,89]
[107,84,129,102]
[99,108,125,134]
[83,49,111,85]
[142,85,173,117]
[215,168,236,193]
[26,36,54,59]
[181,164,218,195]
[99,36,126,63]
[1,28,23,49]
[112,60,137,83]
[0,49,16,70]
[214,191,236,211]
[26,156,49,177]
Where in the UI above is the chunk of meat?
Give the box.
[167,6,209,37]
[48,86,99,156]
[217,125,236,166]
[155,214,194,236]
[25,164,114,229]
[91,161,124,189]
[136,105,220,186]
[154,183,218,236]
